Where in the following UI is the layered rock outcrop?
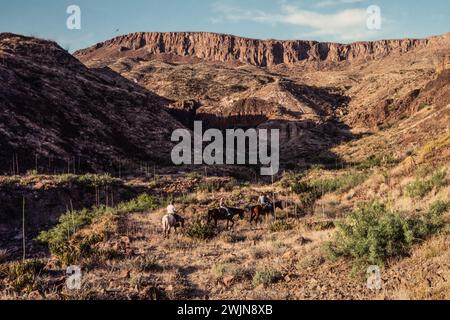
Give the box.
[74,32,450,67]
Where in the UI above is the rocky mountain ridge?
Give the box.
[75,31,450,67]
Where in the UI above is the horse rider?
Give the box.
[219,197,232,217]
[258,194,273,211]
[167,201,183,221]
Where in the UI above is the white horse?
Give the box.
[162,214,185,238]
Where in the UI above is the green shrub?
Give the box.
[405,169,447,198]
[37,194,161,264]
[324,201,446,266]
[186,220,215,240]
[252,268,278,287]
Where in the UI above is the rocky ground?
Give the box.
[0,144,448,299]
[0,31,449,300]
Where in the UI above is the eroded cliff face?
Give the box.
[74,32,450,67]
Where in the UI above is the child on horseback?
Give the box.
[219,197,232,218]
[167,201,176,215]
[167,201,184,223]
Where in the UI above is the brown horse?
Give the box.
[207,207,245,229]
[249,201,284,225]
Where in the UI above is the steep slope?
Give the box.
[0,33,185,174]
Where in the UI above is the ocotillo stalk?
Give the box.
[16,153,19,175]
[22,196,26,261]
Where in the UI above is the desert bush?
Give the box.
[185,220,215,240]
[222,233,246,243]
[38,194,161,264]
[117,193,161,212]
[405,169,447,198]
[129,275,151,290]
[252,268,279,287]
[324,201,446,266]
[304,220,336,231]
[268,220,293,233]
[296,255,325,270]
[251,247,268,260]
[131,255,160,273]
[211,263,229,279]
[7,259,45,292]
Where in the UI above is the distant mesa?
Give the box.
[74,31,450,68]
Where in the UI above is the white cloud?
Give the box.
[211,1,383,42]
[315,0,366,9]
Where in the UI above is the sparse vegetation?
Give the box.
[297,255,325,270]
[222,233,246,243]
[252,268,279,287]
[286,171,368,211]
[268,220,293,233]
[131,255,160,272]
[6,259,46,292]
[129,275,151,290]
[356,153,399,169]
[197,178,237,193]
[37,194,162,264]
[404,169,447,198]
[304,220,335,231]
[211,263,229,279]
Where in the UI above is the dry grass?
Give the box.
[1,153,449,300]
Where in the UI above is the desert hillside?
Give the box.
[0,33,184,174]
[0,31,449,300]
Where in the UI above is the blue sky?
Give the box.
[0,0,449,52]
